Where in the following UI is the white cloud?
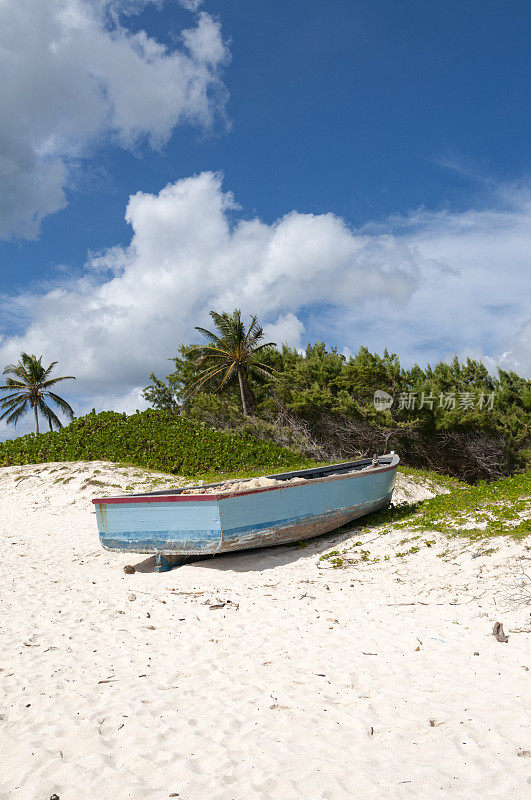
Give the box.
[498,318,531,376]
[0,171,419,404]
[175,0,203,10]
[263,313,306,349]
[77,385,150,415]
[345,189,531,373]
[0,172,529,437]
[0,0,229,239]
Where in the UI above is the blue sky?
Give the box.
[0,0,530,434]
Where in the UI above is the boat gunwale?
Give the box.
[92,455,399,506]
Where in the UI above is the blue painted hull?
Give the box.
[93,455,399,566]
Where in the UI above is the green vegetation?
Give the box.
[2,315,528,491]
[319,469,530,569]
[0,408,317,480]
[186,309,276,415]
[0,353,75,434]
[145,331,530,483]
[383,470,531,540]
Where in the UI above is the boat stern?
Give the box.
[93,496,223,556]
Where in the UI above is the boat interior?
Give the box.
[118,453,398,499]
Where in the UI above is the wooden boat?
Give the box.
[92,453,399,572]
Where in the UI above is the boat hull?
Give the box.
[94,456,398,560]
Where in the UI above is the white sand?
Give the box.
[0,462,529,800]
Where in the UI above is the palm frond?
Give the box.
[193,326,227,347]
[0,400,31,419]
[195,363,232,385]
[45,392,75,420]
[243,315,260,344]
[38,399,62,430]
[0,391,30,403]
[39,375,76,389]
[41,361,58,380]
[0,379,28,390]
[22,353,45,382]
[189,344,232,359]
[0,395,28,413]
[250,363,277,380]
[218,362,237,389]
[1,353,76,431]
[210,310,246,348]
[0,400,30,425]
[209,310,237,337]
[2,363,30,381]
[248,341,276,354]
[186,364,231,397]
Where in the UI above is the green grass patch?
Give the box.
[319,471,529,568]
[372,470,530,540]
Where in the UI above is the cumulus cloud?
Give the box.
[0,0,229,239]
[346,190,531,373]
[76,385,150,416]
[498,318,531,376]
[0,172,529,438]
[263,313,306,350]
[0,171,419,402]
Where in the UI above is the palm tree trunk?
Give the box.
[237,368,249,415]
[34,403,39,434]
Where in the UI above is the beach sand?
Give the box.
[0,462,529,800]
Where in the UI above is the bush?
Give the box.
[0,409,317,477]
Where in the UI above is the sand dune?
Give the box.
[0,462,529,799]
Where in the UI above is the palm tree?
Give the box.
[0,353,75,434]
[189,310,276,414]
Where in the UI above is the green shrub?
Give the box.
[0,409,317,478]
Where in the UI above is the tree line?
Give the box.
[1,311,529,483]
[144,310,530,482]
